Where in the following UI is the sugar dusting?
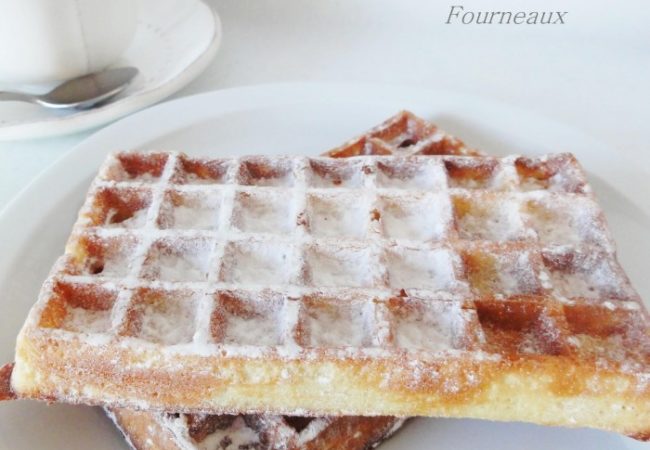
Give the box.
[551,271,597,298]
[233,191,294,234]
[375,160,445,190]
[497,252,539,296]
[156,253,207,282]
[87,254,131,278]
[519,178,547,191]
[225,313,281,346]
[63,307,112,333]
[532,213,580,245]
[548,255,627,300]
[295,418,332,446]
[224,241,293,285]
[194,417,260,450]
[308,160,365,188]
[185,172,223,185]
[457,198,527,241]
[394,304,458,352]
[106,207,148,228]
[172,205,218,230]
[162,414,260,450]
[387,247,457,291]
[518,330,546,354]
[523,195,606,246]
[380,193,451,241]
[102,158,159,183]
[307,246,376,288]
[307,193,368,238]
[137,297,196,345]
[303,303,367,347]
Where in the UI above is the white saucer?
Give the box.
[0,0,221,141]
[0,84,647,450]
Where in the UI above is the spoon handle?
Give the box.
[0,91,35,103]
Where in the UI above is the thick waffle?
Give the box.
[5,116,649,439]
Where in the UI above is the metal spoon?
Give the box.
[0,67,138,110]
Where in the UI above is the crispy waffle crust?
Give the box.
[5,112,650,440]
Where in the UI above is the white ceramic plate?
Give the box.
[0,0,221,141]
[0,83,648,450]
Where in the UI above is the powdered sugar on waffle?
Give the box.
[171,205,218,230]
[106,207,149,228]
[63,307,112,333]
[155,253,207,282]
[194,417,259,450]
[31,151,646,369]
[393,306,457,352]
[137,296,197,345]
[225,312,281,346]
[160,414,260,450]
[379,193,451,241]
[301,301,371,348]
[386,246,460,292]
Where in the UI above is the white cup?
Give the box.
[0,0,137,84]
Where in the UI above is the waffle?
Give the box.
[5,116,649,440]
[324,110,480,158]
[108,409,404,450]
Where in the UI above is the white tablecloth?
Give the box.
[1,0,648,209]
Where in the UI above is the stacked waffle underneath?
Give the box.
[108,409,404,450]
[324,109,479,158]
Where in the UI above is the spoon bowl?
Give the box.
[0,67,139,110]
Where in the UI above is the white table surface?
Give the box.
[1,0,649,210]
